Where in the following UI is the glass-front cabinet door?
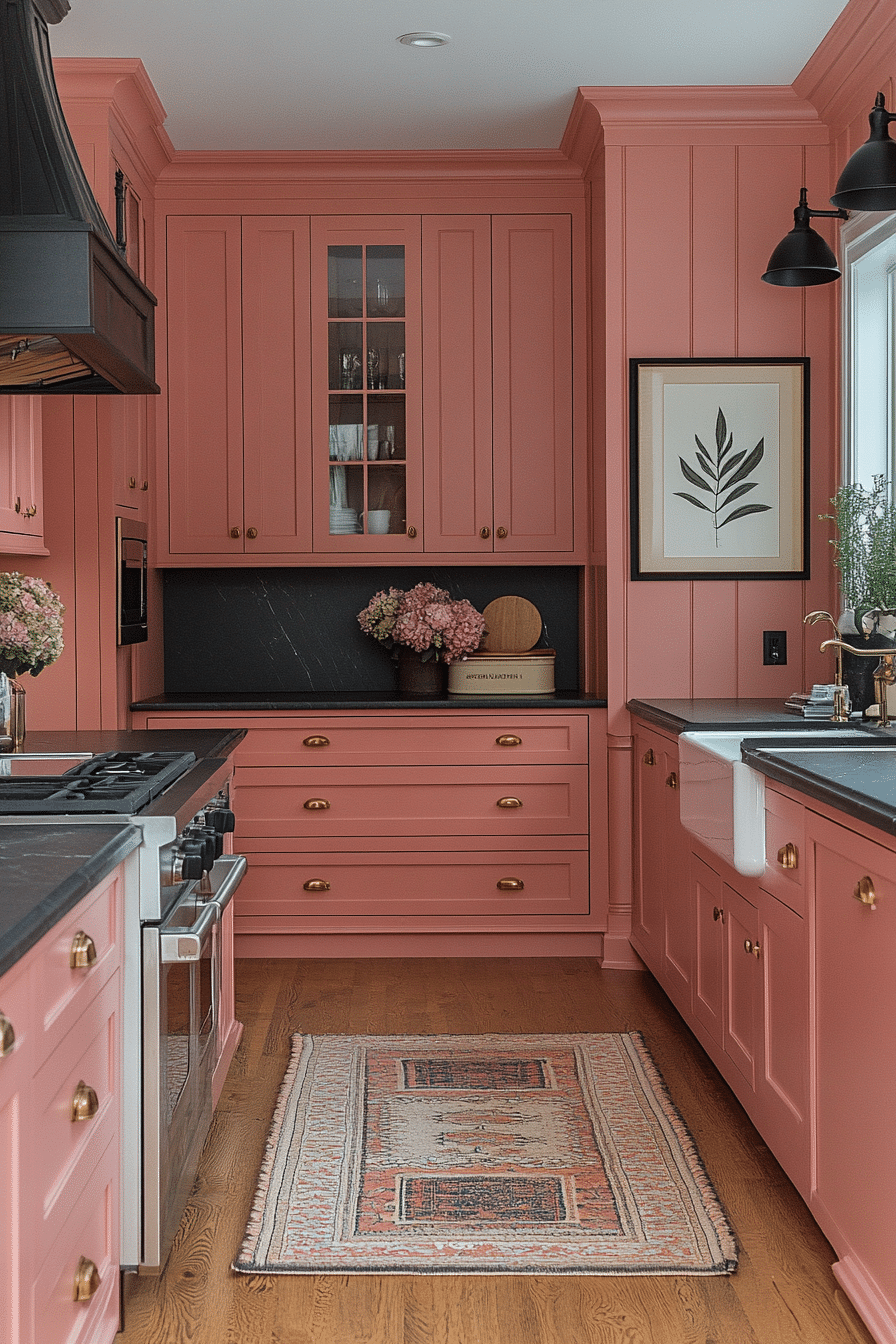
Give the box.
[311,218,422,551]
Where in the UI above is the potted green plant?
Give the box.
[820,475,896,710]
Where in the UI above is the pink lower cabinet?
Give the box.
[133,709,606,955]
[0,866,124,1344]
[808,811,896,1344]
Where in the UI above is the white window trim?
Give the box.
[841,209,896,489]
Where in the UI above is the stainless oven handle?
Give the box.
[160,901,219,963]
[205,854,247,915]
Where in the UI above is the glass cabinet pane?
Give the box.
[326,240,408,539]
[328,246,363,317]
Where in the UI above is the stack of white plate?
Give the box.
[329,506,361,534]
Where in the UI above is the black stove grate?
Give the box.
[0,750,197,814]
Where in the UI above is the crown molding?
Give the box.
[794,0,896,131]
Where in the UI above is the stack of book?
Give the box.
[784,684,848,717]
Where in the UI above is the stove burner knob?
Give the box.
[207,808,235,834]
[192,824,223,861]
[174,844,205,882]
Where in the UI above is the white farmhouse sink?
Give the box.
[678,728,869,877]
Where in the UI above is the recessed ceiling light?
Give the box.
[397,32,451,47]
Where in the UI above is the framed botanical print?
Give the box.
[630,358,809,580]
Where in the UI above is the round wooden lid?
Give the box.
[480,596,543,652]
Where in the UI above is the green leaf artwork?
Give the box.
[674,408,771,548]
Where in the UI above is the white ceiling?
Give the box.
[49,0,850,153]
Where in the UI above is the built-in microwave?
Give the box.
[116,516,148,645]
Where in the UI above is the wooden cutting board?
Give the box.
[480,596,543,652]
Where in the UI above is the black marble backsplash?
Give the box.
[163,567,582,694]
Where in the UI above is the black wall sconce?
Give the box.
[764,92,896,287]
[762,188,848,286]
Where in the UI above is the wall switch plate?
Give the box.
[763,630,787,665]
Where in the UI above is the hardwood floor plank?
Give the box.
[118,958,873,1344]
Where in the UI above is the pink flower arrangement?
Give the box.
[358,582,486,664]
[0,571,65,677]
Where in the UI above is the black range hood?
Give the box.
[0,0,159,393]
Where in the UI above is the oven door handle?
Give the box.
[205,853,247,915]
[159,900,219,963]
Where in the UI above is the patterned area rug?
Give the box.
[234,1032,737,1276]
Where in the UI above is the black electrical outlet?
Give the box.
[763,630,787,665]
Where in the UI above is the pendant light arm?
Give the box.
[867,91,896,141]
[794,187,848,226]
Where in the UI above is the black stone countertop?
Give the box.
[18,727,246,758]
[0,825,141,978]
[131,691,606,711]
[626,697,828,733]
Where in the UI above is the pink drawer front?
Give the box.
[30,1135,119,1344]
[236,765,589,838]
[763,789,805,916]
[230,714,589,766]
[31,971,119,1248]
[235,848,590,916]
[38,868,121,1058]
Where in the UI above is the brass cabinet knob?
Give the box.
[73,1256,100,1302]
[24,504,37,518]
[303,736,330,748]
[303,879,331,892]
[853,875,877,908]
[777,842,799,870]
[14,496,21,514]
[230,526,241,539]
[642,749,656,766]
[497,797,523,809]
[744,939,762,959]
[496,878,525,891]
[665,772,678,790]
[0,1012,15,1058]
[303,798,330,810]
[141,480,149,491]
[496,735,522,747]
[496,526,508,539]
[70,931,97,969]
[712,906,724,923]
[71,1081,100,1122]
[246,527,258,539]
[480,526,491,539]
[406,525,418,539]
[128,476,137,488]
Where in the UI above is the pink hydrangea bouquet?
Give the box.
[0,571,65,677]
[358,582,486,664]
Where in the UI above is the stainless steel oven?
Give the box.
[142,848,245,1272]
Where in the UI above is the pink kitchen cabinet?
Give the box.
[807,810,896,1344]
[165,214,314,559]
[133,708,609,958]
[0,396,46,557]
[421,214,580,557]
[0,866,124,1344]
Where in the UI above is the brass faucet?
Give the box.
[804,612,849,721]
[819,638,896,727]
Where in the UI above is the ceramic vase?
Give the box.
[395,648,447,699]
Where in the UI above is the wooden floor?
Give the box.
[119,958,873,1344]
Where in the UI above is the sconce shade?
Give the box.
[762,188,845,287]
[831,93,896,211]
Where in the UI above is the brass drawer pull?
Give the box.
[303,879,331,892]
[642,749,656,766]
[666,772,678,790]
[853,876,877,908]
[70,931,98,969]
[712,906,724,923]
[303,798,330,810]
[497,878,525,891]
[777,842,799,870]
[744,939,762,959]
[497,797,523,809]
[303,736,330,748]
[73,1256,100,1302]
[0,1012,15,1057]
[496,735,522,747]
[24,504,37,518]
[128,476,136,488]
[71,1081,99,1122]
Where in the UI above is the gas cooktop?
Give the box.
[0,750,197,814]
